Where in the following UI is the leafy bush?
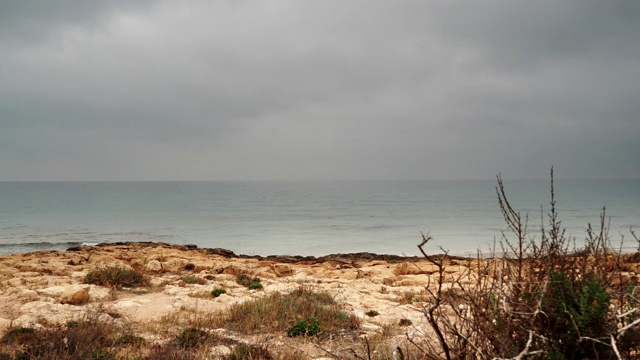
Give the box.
[211,288,227,297]
[84,266,148,288]
[287,317,320,337]
[236,274,263,290]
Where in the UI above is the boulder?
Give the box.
[272,264,293,277]
[146,260,163,272]
[58,285,90,305]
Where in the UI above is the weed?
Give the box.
[399,318,412,326]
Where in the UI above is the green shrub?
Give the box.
[211,288,226,297]
[287,317,320,337]
[399,318,412,326]
[236,274,263,290]
[84,266,148,288]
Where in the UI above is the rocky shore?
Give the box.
[0,241,464,358]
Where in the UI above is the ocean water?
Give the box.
[0,180,638,257]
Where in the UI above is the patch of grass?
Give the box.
[131,290,149,295]
[175,327,208,349]
[211,288,227,298]
[84,266,148,288]
[365,310,379,317]
[228,343,272,360]
[114,334,145,346]
[399,318,412,326]
[236,274,263,290]
[211,287,359,336]
[0,314,118,359]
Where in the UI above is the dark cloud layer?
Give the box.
[1,0,638,180]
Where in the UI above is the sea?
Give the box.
[0,180,638,257]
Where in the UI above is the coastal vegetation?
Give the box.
[413,169,640,359]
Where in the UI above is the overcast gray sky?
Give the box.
[1,0,639,180]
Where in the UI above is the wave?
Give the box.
[0,241,86,249]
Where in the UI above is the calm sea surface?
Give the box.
[1,180,638,256]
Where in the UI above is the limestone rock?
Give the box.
[272,263,293,277]
[146,260,163,272]
[58,285,90,305]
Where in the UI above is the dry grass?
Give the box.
[84,266,148,288]
[210,287,359,337]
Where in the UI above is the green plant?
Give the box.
[399,318,412,326]
[236,274,263,290]
[211,288,226,297]
[287,317,320,337]
[84,266,148,288]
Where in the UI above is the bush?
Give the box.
[287,318,320,337]
[236,274,263,290]
[211,288,226,297]
[84,266,148,288]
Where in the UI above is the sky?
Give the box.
[1,0,639,181]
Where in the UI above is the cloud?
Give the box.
[1,0,638,180]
